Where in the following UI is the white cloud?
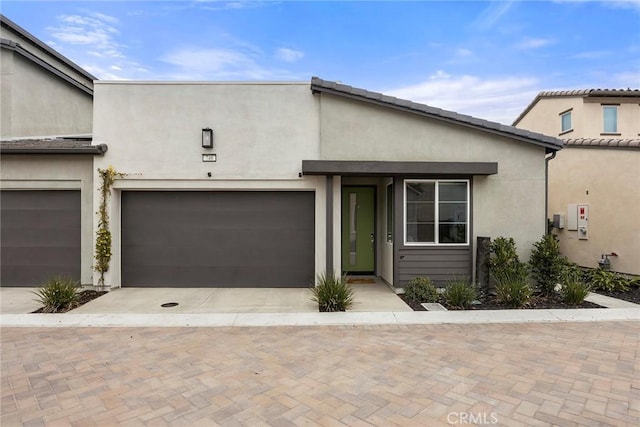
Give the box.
[384,71,541,125]
[275,48,304,63]
[471,1,515,30]
[48,13,121,55]
[159,46,302,80]
[515,38,555,50]
[45,12,149,80]
[456,48,473,57]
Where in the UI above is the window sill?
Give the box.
[600,132,621,136]
[559,129,574,136]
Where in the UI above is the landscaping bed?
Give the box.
[32,289,107,313]
[398,291,603,311]
[595,286,640,305]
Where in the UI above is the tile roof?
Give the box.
[513,89,640,126]
[0,138,107,154]
[310,77,564,153]
[563,138,640,149]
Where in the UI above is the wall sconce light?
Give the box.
[202,128,213,148]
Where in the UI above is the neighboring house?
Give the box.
[90,78,562,289]
[1,14,95,138]
[0,14,103,287]
[513,89,640,275]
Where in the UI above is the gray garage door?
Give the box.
[1,190,81,287]
[121,191,315,287]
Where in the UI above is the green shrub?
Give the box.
[443,278,477,309]
[33,276,80,313]
[489,237,521,288]
[585,269,629,293]
[310,272,355,312]
[529,234,567,296]
[404,277,438,303]
[560,265,591,306]
[494,263,532,308]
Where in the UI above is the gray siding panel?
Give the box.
[0,190,81,286]
[398,247,471,286]
[121,191,315,288]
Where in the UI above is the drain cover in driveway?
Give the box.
[161,302,179,308]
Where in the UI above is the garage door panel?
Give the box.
[1,191,81,287]
[122,191,315,287]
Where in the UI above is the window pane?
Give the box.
[603,106,617,133]
[438,182,467,201]
[439,224,466,244]
[407,202,435,222]
[407,223,435,243]
[406,182,435,201]
[561,112,571,132]
[439,203,467,222]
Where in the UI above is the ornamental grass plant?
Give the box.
[310,272,355,312]
[33,276,80,313]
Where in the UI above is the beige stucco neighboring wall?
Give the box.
[318,94,548,263]
[0,155,95,284]
[548,148,640,275]
[582,98,640,138]
[516,98,584,138]
[516,96,640,139]
[0,52,93,138]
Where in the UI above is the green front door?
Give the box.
[341,186,375,273]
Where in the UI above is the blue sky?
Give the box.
[2,0,639,124]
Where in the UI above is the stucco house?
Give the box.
[88,78,562,290]
[0,14,103,287]
[513,89,640,275]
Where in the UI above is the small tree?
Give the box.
[529,234,567,296]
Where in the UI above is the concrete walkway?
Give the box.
[1,286,638,327]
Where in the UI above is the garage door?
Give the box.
[121,191,315,287]
[1,190,81,287]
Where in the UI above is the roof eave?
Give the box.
[0,144,108,155]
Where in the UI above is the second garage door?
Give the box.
[121,191,315,287]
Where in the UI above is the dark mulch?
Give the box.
[399,292,603,312]
[596,286,640,304]
[32,290,108,313]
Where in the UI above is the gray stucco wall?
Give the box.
[318,93,547,280]
[1,52,93,138]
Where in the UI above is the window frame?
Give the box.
[602,105,619,134]
[559,109,573,134]
[386,183,393,243]
[403,179,470,246]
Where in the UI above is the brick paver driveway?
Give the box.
[2,321,639,426]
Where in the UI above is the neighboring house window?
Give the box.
[603,105,618,133]
[560,110,572,133]
[386,183,393,242]
[405,180,469,245]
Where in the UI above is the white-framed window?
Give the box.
[560,110,572,133]
[404,179,469,245]
[603,105,618,133]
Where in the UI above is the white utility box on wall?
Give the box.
[577,204,589,240]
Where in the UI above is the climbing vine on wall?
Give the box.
[95,166,126,287]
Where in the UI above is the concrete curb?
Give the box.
[1,308,638,328]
